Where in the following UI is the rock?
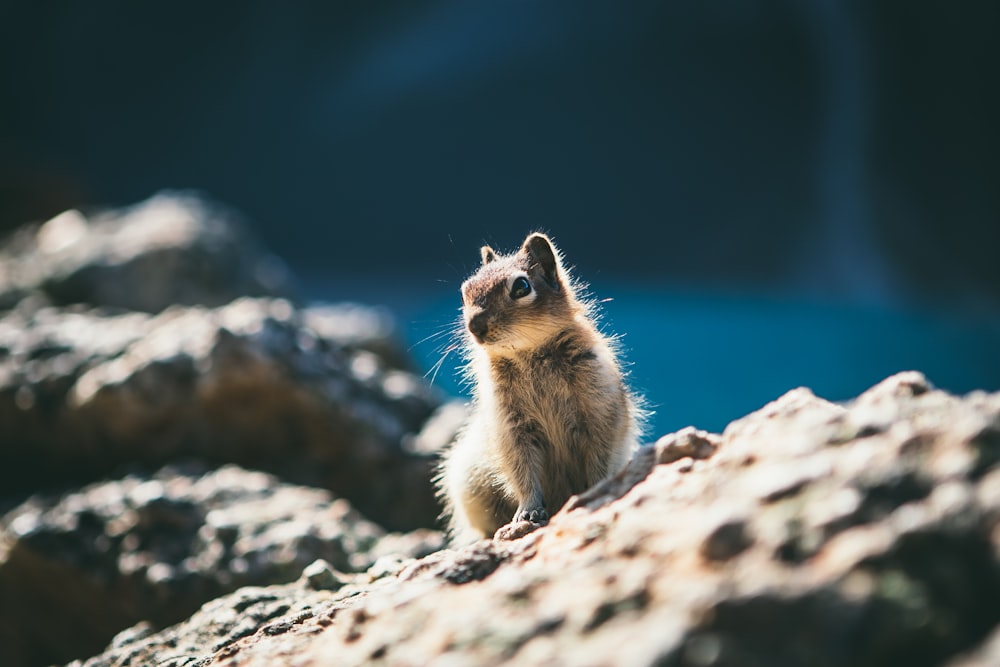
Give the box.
[0,192,296,313]
[63,584,340,667]
[299,559,349,592]
[364,528,448,565]
[0,297,442,529]
[0,464,407,667]
[946,626,1000,667]
[63,372,1000,667]
[303,302,418,373]
[402,399,469,456]
[564,426,721,512]
[493,520,544,542]
[699,517,754,562]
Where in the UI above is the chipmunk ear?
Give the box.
[480,245,497,265]
[522,232,562,289]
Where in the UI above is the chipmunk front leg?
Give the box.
[507,424,549,525]
[513,485,548,524]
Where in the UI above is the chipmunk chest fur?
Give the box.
[437,233,642,543]
[489,330,618,454]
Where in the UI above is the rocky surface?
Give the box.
[2,198,997,667]
[0,464,448,667]
[53,371,1000,667]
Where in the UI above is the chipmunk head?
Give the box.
[460,233,577,354]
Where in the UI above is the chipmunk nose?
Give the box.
[467,312,489,341]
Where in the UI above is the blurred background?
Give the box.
[2,1,998,437]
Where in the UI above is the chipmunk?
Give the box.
[437,232,643,543]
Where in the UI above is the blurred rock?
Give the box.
[0,192,296,313]
[403,399,469,456]
[0,464,444,667]
[947,626,1000,667]
[303,303,417,373]
[65,372,1000,667]
[299,558,350,591]
[0,297,443,529]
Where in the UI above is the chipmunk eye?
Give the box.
[509,276,532,300]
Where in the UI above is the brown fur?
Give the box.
[437,232,642,543]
